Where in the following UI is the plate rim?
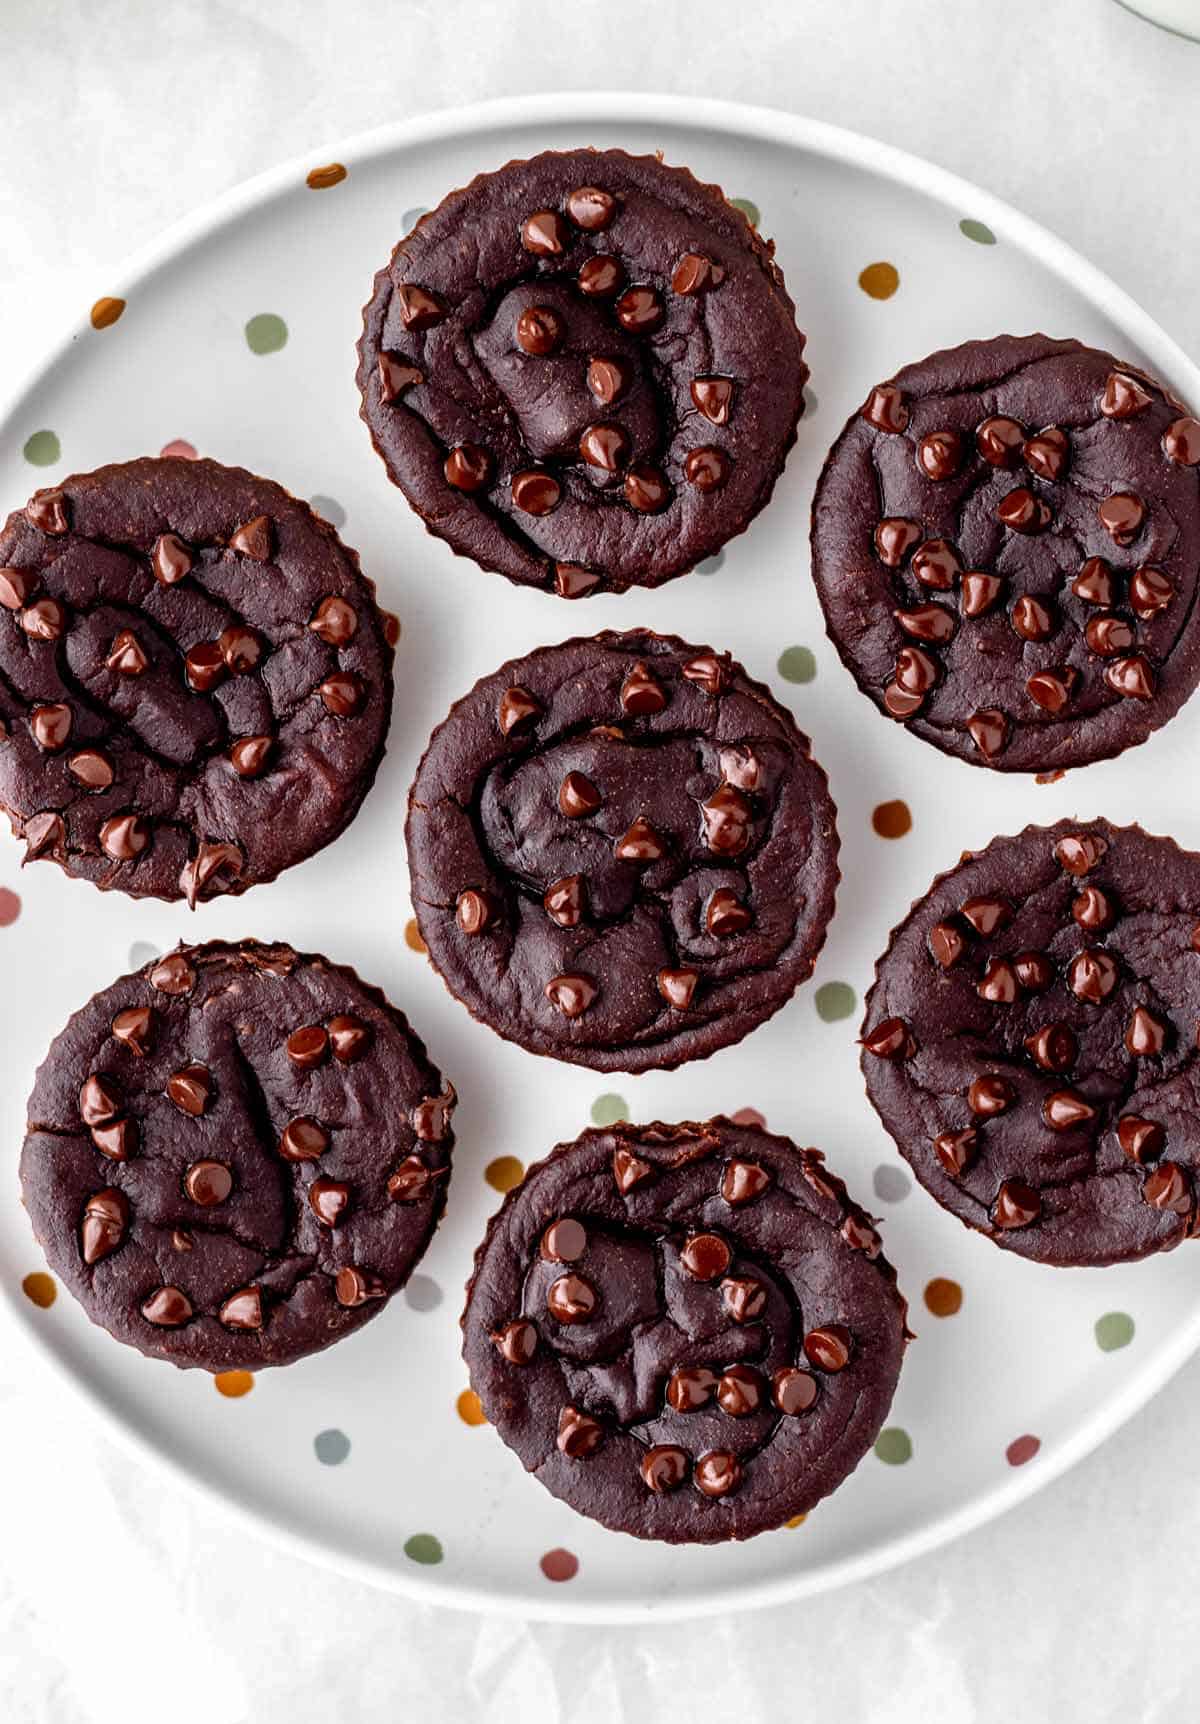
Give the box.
[4,89,1200,1626]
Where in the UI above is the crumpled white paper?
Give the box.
[2,1,1199,1718]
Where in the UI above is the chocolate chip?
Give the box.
[773,1367,818,1415]
[544,874,585,927]
[492,1319,538,1364]
[0,567,37,608]
[722,1160,772,1206]
[456,888,498,935]
[960,571,1004,617]
[22,810,65,863]
[557,1405,604,1457]
[623,464,670,513]
[976,415,1025,467]
[1025,1022,1077,1072]
[685,446,731,493]
[1011,596,1056,641]
[397,284,446,329]
[179,841,243,908]
[934,1129,977,1176]
[1126,1005,1167,1056]
[112,1006,155,1056]
[1143,1162,1191,1214]
[522,209,569,255]
[566,186,616,230]
[91,1118,135,1161]
[586,357,627,406]
[184,1158,233,1206]
[614,286,663,333]
[895,603,956,644]
[620,661,667,715]
[541,1218,587,1263]
[1056,832,1108,875]
[1085,613,1136,656]
[219,1286,263,1330]
[612,1144,654,1194]
[184,641,225,693]
[335,1266,386,1308]
[319,671,364,716]
[105,630,148,676]
[554,563,602,598]
[1105,654,1156,699]
[874,518,921,568]
[229,734,274,778]
[559,770,601,817]
[511,469,561,514]
[862,384,909,433]
[580,422,630,471]
[681,653,728,694]
[966,709,1009,760]
[1069,947,1119,1002]
[700,783,751,856]
[679,1232,731,1280]
[141,1286,192,1326]
[911,539,962,589]
[546,1272,596,1323]
[516,305,563,355]
[1072,558,1115,606]
[30,703,72,752]
[614,816,666,862]
[386,1155,446,1202]
[929,921,966,967]
[1117,1116,1165,1163]
[308,1177,350,1227]
[27,489,68,535]
[309,595,358,646]
[895,644,939,695]
[20,596,66,640]
[100,814,150,862]
[641,1446,689,1492]
[667,1365,717,1411]
[918,429,963,481]
[993,1181,1040,1229]
[705,887,751,936]
[977,957,1019,1003]
[578,254,623,297]
[286,1025,328,1070]
[1129,566,1173,618]
[1026,669,1077,713]
[411,1084,456,1141]
[694,1451,741,1498]
[167,1062,212,1117]
[80,1188,130,1266]
[884,682,925,719]
[544,973,598,1017]
[691,375,734,425]
[378,355,424,401]
[228,515,272,561]
[1100,372,1152,418]
[1017,950,1063,992]
[445,444,492,492]
[498,685,543,736]
[719,745,762,791]
[720,1275,767,1322]
[1163,416,1200,465]
[1098,492,1145,544]
[804,1324,851,1371]
[219,624,261,674]
[1073,885,1114,930]
[968,1074,1013,1116]
[717,1364,764,1416]
[671,252,724,295]
[997,487,1050,532]
[1023,427,1069,480]
[1043,1089,1096,1131]
[150,953,195,995]
[278,1117,329,1161]
[862,1017,917,1059]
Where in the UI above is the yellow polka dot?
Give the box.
[22,1271,56,1309]
[306,162,347,190]
[90,297,125,330]
[214,1369,255,1398]
[485,1155,525,1193]
[457,1388,487,1426]
[786,1513,808,1528]
[858,262,900,301]
[404,918,427,954]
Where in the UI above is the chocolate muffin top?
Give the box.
[0,458,392,902]
[406,629,839,1072]
[463,1119,907,1543]
[21,940,455,1370]
[862,819,1200,1265]
[811,335,1200,772]
[357,147,808,596]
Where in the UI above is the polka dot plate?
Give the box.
[2,96,1200,1623]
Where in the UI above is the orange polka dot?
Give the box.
[785,1512,808,1528]
[1036,769,1065,785]
[90,296,125,330]
[382,610,402,648]
[214,1370,254,1398]
[456,1388,487,1426]
[924,1277,963,1317]
[404,918,427,954]
[485,1155,524,1193]
[306,163,347,190]
[872,799,912,839]
[858,261,900,300]
[22,1272,56,1309]
[0,887,21,926]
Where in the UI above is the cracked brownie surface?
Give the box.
[0,458,392,903]
[356,148,808,597]
[20,940,455,1369]
[462,1119,907,1543]
[811,334,1200,772]
[406,630,839,1072]
[862,819,1200,1265]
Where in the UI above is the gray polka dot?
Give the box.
[314,1428,351,1465]
[310,494,346,529]
[873,1164,912,1203]
[696,549,725,577]
[404,1274,443,1312]
[402,206,429,233]
[128,942,160,969]
[804,387,819,416]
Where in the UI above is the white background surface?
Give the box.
[1,2,1198,1719]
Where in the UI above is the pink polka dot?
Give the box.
[0,887,21,927]
[539,1548,579,1583]
[1006,1434,1040,1467]
[730,1107,766,1129]
[160,439,198,460]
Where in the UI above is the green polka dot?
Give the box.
[244,313,288,355]
[777,646,817,685]
[1095,1311,1135,1352]
[591,1093,628,1126]
[815,982,857,1023]
[23,430,60,467]
[731,197,761,229]
[404,1532,443,1565]
[959,218,996,246]
[874,1427,912,1465]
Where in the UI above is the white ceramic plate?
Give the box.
[3,94,1199,1624]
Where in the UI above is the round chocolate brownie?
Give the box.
[862,819,1200,1266]
[811,335,1200,772]
[20,940,455,1369]
[406,630,839,1072]
[357,147,808,596]
[463,1119,907,1543]
[0,458,392,902]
